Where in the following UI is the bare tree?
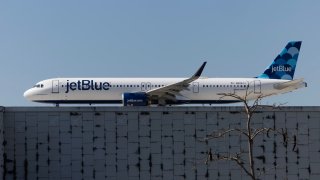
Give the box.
[199,86,296,180]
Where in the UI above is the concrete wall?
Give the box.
[1,106,320,180]
[0,106,4,179]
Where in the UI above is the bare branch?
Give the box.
[292,135,297,151]
[202,148,255,179]
[201,128,249,141]
[205,85,293,180]
[218,153,254,179]
[252,128,272,139]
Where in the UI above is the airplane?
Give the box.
[24,41,307,106]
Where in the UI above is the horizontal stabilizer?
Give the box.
[273,78,306,90]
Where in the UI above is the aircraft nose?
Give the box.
[23,89,33,100]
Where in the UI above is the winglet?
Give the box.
[192,61,207,78]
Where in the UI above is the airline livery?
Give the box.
[24,41,307,106]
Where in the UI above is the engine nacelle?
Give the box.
[122,92,149,106]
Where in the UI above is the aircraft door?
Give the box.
[141,82,152,91]
[193,82,199,93]
[254,80,261,94]
[52,80,59,93]
[141,82,146,91]
[146,82,151,91]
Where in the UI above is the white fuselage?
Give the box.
[24,77,305,105]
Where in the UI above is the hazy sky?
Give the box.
[0,1,319,106]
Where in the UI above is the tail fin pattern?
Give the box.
[258,41,302,80]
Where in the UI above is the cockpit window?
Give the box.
[33,84,44,88]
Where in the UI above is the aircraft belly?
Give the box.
[179,89,229,101]
[58,90,122,101]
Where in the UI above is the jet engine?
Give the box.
[122,92,149,106]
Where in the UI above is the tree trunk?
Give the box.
[246,106,256,180]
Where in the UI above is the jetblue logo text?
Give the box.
[271,66,292,73]
[65,80,110,93]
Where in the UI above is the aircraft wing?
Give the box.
[273,78,307,90]
[146,62,207,103]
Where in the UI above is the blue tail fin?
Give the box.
[257,41,302,80]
